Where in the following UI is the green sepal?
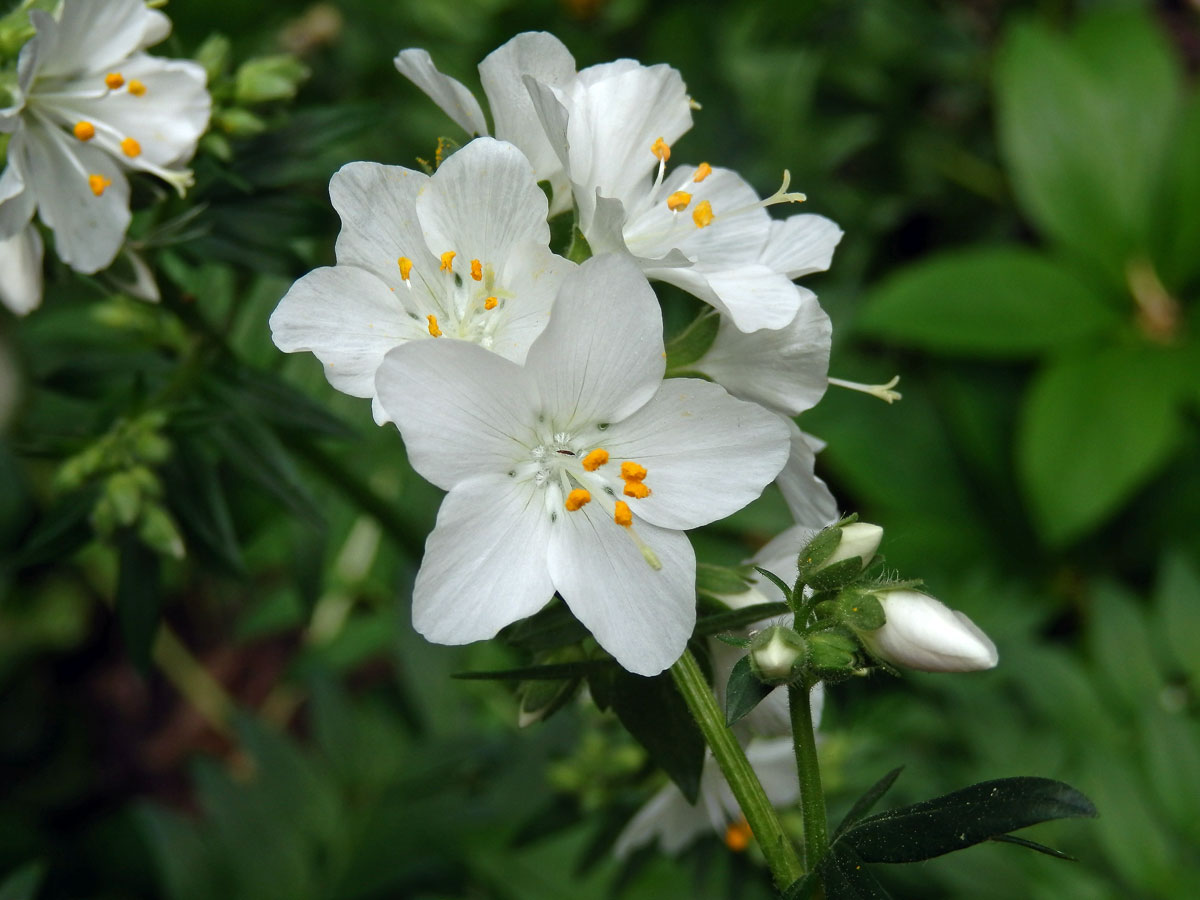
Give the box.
[808,629,860,675]
[566,226,592,263]
[697,562,753,597]
[838,591,886,631]
[753,566,794,609]
[796,525,844,584]
[664,311,720,371]
[712,632,753,649]
[806,556,869,593]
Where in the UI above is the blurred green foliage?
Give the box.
[1,0,1198,897]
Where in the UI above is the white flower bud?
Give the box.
[749,626,807,685]
[818,522,883,572]
[859,589,998,672]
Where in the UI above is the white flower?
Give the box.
[860,589,999,673]
[394,32,578,215]
[0,0,209,276]
[270,137,573,424]
[374,254,790,675]
[0,224,42,315]
[613,737,801,858]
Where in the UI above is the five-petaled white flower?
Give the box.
[375,254,790,675]
[0,0,209,295]
[270,137,573,424]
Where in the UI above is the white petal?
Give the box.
[776,422,839,529]
[376,338,538,491]
[760,214,843,278]
[329,161,438,288]
[549,503,695,676]
[613,780,712,859]
[394,48,488,137]
[0,225,43,315]
[602,378,790,531]
[526,254,664,430]
[489,244,572,364]
[16,119,129,273]
[417,137,550,266]
[694,290,831,416]
[412,473,555,645]
[649,262,803,333]
[28,0,170,81]
[269,265,425,405]
[0,162,35,239]
[479,33,576,185]
[740,738,804,807]
[63,54,210,170]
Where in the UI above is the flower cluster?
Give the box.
[271,32,851,675]
[0,0,210,314]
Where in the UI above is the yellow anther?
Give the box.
[693,162,713,182]
[565,488,591,512]
[127,79,146,96]
[650,136,670,162]
[73,121,95,141]
[484,297,498,310]
[470,259,483,281]
[692,200,714,228]
[614,501,633,528]
[581,448,609,471]
[439,251,456,272]
[620,461,647,482]
[120,137,141,158]
[397,257,414,280]
[105,72,125,89]
[87,174,112,197]
[623,481,651,499]
[724,818,752,852]
[666,190,692,212]
[426,315,442,337]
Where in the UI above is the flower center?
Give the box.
[393,249,509,347]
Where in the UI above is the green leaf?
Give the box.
[500,598,590,652]
[451,660,614,681]
[844,777,1097,864]
[1154,551,1200,685]
[116,530,163,674]
[1018,344,1185,544]
[1086,582,1163,712]
[857,249,1117,357]
[724,655,773,726]
[987,834,1076,861]
[995,10,1180,282]
[1151,91,1200,288]
[696,562,752,597]
[0,861,46,900]
[608,669,706,803]
[665,311,720,370]
[693,601,789,638]
[819,844,893,900]
[832,767,904,840]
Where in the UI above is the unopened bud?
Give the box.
[798,521,884,591]
[807,630,859,673]
[858,589,998,673]
[748,626,807,685]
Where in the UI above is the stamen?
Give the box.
[484,297,498,310]
[439,251,455,272]
[666,190,692,212]
[105,72,125,89]
[73,121,95,141]
[127,80,146,96]
[614,501,633,528]
[397,256,414,283]
[88,174,112,197]
[470,259,483,281]
[426,315,442,337]
[581,448,609,471]
[827,374,902,404]
[692,200,714,228]
[120,137,141,158]
[724,818,753,852]
[693,162,712,182]
[565,488,591,511]
[623,481,651,499]
[620,461,647,482]
[650,137,671,163]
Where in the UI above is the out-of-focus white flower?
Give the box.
[394,32,578,214]
[613,737,801,858]
[0,224,42,315]
[0,0,210,282]
[374,254,790,676]
[270,137,572,424]
[859,589,999,673]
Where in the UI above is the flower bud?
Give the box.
[858,589,998,672]
[797,521,884,591]
[748,626,807,685]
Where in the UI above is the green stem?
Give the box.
[670,649,805,889]
[789,680,828,870]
